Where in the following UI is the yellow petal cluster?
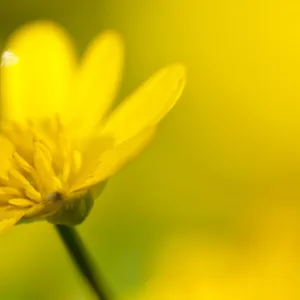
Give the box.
[0,21,186,233]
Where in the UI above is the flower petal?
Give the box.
[73,31,124,136]
[0,21,76,122]
[70,127,156,192]
[96,127,156,181]
[100,64,186,143]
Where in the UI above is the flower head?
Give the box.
[0,21,186,232]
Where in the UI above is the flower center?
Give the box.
[0,117,83,219]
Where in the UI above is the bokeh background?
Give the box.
[1,0,300,299]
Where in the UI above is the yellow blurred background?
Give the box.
[1,0,300,299]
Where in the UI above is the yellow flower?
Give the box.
[0,21,186,233]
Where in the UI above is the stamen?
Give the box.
[0,175,9,186]
[34,140,52,163]
[8,198,35,208]
[12,152,33,173]
[8,170,32,189]
[24,202,61,219]
[0,187,22,200]
[7,169,41,202]
[24,186,42,202]
[33,140,62,194]
[24,203,47,218]
[0,116,100,218]
[8,170,30,188]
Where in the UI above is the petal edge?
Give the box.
[101,63,186,143]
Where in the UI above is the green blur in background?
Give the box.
[1,0,300,299]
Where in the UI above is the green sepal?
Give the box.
[47,181,107,226]
[47,193,94,226]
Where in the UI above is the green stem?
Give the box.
[55,224,112,300]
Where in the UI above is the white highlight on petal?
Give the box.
[1,50,19,67]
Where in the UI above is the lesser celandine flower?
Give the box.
[0,21,186,233]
